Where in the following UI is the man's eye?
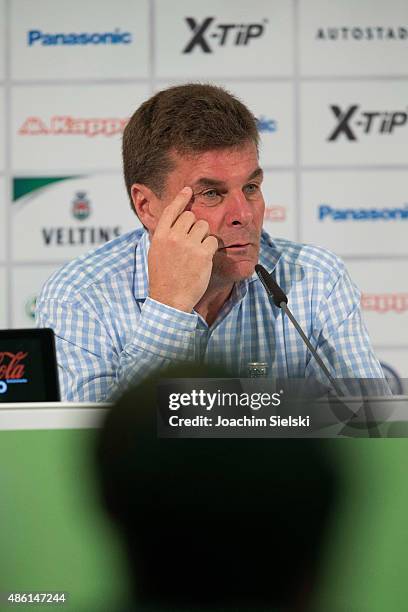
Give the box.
[202,189,219,199]
[194,189,223,207]
[244,183,259,196]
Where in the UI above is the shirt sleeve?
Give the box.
[306,264,389,393]
[36,296,198,402]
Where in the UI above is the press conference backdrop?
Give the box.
[0,0,407,386]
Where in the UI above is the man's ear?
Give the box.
[130,184,160,231]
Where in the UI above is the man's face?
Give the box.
[150,142,265,286]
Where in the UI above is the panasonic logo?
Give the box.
[27,28,132,46]
[318,204,408,221]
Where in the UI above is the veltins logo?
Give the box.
[361,293,408,314]
[13,177,121,248]
[27,28,132,46]
[327,105,408,141]
[0,351,28,394]
[18,115,127,137]
[316,26,408,42]
[72,192,91,221]
[318,204,408,221]
[183,17,268,53]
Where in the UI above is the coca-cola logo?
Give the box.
[0,351,28,380]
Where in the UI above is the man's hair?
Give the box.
[122,83,259,211]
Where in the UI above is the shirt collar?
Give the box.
[133,229,150,300]
[132,229,282,300]
[249,230,282,283]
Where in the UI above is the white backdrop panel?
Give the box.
[155,0,293,78]
[262,171,295,242]
[11,264,62,328]
[0,0,5,81]
[301,81,408,165]
[300,170,408,257]
[299,0,408,76]
[11,0,149,80]
[375,349,408,393]
[224,82,294,167]
[11,174,140,263]
[347,260,408,348]
[0,177,5,262]
[0,266,6,327]
[0,0,406,366]
[156,80,294,167]
[0,87,5,171]
[12,84,150,173]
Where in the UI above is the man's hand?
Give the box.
[148,187,219,312]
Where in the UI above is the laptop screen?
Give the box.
[0,329,60,402]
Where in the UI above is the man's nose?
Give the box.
[225,191,254,226]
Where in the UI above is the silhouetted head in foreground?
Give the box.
[96,364,338,611]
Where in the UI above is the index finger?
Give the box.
[156,186,193,233]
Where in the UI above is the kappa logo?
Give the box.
[183,17,268,53]
[18,115,128,137]
[327,105,408,141]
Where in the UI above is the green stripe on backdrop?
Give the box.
[13,177,76,201]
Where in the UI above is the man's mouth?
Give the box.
[218,242,251,250]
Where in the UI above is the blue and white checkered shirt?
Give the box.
[36,229,385,402]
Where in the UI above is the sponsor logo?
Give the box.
[361,293,408,314]
[18,115,127,137]
[41,188,120,247]
[316,26,408,42]
[72,192,91,221]
[318,204,408,221]
[0,351,28,394]
[264,206,286,222]
[183,17,268,53]
[380,362,403,395]
[41,226,121,246]
[13,177,123,249]
[327,105,408,141]
[27,28,132,46]
[256,116,277,133]
[25,295,37,321]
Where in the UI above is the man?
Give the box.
[36,83,385,402]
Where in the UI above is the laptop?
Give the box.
[0,328,60,403]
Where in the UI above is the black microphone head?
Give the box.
[255,264,288,308]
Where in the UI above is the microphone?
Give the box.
[255,264,344,397]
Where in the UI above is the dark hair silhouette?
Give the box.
[96,364,338,611]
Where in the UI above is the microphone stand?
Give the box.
[255,264,381,437]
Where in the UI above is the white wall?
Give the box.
[1,0,407,387]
